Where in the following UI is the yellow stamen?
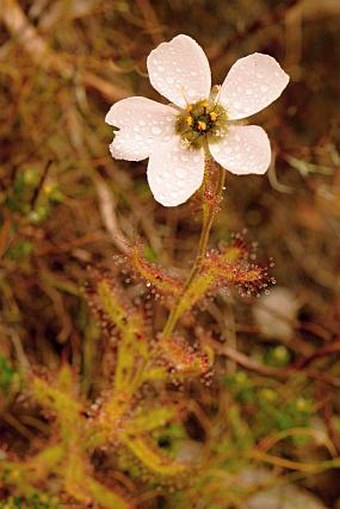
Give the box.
[210,111,217,122]
[197,120,207,131]
[186,115,193,126]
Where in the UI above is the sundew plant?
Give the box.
[0,2,339,509]
[107,35,289,206]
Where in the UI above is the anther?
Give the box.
[186,115,193,126]
[197,120,207,131]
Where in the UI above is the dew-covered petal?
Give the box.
[219,53,290,120]
[147,138,205,207]
[147,34,211,108]
[105,97,178,161]
[209,125,271,175]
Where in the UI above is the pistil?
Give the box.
[175,98,228,149]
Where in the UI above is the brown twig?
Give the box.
[93,176,130,255]
[211,0,302,62]
[1,0,128,101]
[297,340,340,368]
[315,383,340,456]
[136,0,164,45]
[210,339,340,387]
[30,160,52,210]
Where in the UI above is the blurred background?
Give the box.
[0,0,339,507]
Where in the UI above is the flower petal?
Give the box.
[209,125,271,175]
[147,34,211,108]
[219,53,290,120]
[105,97,177,161]
[147,138,204,207]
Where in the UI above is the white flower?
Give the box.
[106,34,289,207]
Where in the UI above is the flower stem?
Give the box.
[162,158,225,338]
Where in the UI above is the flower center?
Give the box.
[175,99,228,149]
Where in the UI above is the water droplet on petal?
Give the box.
[151,126,162,135]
